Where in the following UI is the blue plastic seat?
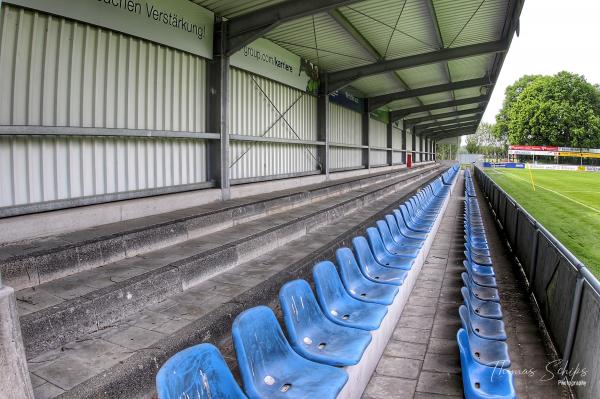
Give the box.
[336,248,399,305]
[352,238,409,286]
[457,330,516,399]
[458,310,510,368]
[313,261,388,331]
[374,222,421,257]
[232,306,348,399]
[465,244,491,258]
[366,228,415,270]
[462,273,500,302]
[399,205,432,233]
[156,343,247,399]
[462,287,503,320]
[463,254,495,276]
[459,305,507,341]
[393,210,428,240]
[463,261,497,288]
[384,215,424,248]
[465,247,493,266]
[279,280,372,366]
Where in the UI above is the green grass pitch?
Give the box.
[484,167,600,277]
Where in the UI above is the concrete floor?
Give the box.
[362,173,569,399]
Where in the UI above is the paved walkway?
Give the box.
[362,173,568,399]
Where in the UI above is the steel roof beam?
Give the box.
[222,0,361,56]
[404,108,484,125]
[433,129,477,140]
[327,40,508,92]
[428,125,478,138]
[328,9,380,62]
[390,95,488,121]
[421,122,480,136]
[416,115,482,131]
[367,77,491,111]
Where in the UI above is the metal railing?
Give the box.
[474,166,599,399]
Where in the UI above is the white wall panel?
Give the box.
[229,141,319,180]
[328,103,362,145]
[392,126,403,150]
[0,135,207,208]
[0,5,209,213]
[406,133,413,152]
[0,5,207,131]
[370,150,387,166]
[228,68,317,140]
[369,118,387,148]
[330,147,363,170]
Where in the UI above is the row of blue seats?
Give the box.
[457,170,516,399]
[155,165,460,399]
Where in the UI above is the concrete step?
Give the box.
[17,166,444,359]
[28,167,445,399]
[2,164,435,292]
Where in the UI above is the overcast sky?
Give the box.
[481,0,600,124]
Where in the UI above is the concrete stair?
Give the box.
[5,164,445,398]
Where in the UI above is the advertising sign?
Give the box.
[6,0,214,58]
[483,162,525,168]
[509,149,558,156]
[509,145,559,151]
[230,38,319,94]
[329,89,364,113]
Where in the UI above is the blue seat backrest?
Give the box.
[312,261,350,307]
[279,279,329,342]
[156,343,247,399]
[336,247,364,283]
[352,236,381,268]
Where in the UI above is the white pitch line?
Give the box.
[495,169,600,214]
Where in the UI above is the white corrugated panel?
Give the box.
[228,68,317,140]
[328,103,362,145]
[370,150,387,166]
[330,147,362,170]
[0,135,207,208]
[406,133,413,151]
[229,141,319,180]
[0,5,207,131]
[392,126,403,150]
[369,118,387,148]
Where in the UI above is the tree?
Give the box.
[494,72,600,147]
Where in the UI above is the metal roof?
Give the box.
[198,0,524,138]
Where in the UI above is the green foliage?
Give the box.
[436,143,458,160]
[494,72,600,147]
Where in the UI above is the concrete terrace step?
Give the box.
[2,163,435,292]
[17,166,444,360]
[29,167,445,399]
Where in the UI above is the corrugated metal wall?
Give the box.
[0,5,207,131]
[369,118,387,166]
[392,126,403,164]
[228,68,319,180]
[329,103,363,170]
[0,135,207,208]
[0,5,209,211]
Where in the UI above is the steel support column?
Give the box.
[386,122,393,166]
[402,127,407,164]
[317,77,330,178]
[362,111,370,169]
[412,130,416,163]
[208,19,231,199]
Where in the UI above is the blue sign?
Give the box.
[483,162,525,169]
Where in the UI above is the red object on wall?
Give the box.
[407,154,413,168]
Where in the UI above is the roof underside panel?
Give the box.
[193,0,285,18]
[395,62,448,89]
[434,0,508,48]
[351,73,404,97]
[338,0,439,60]
[265,13,374,72]
[447,53,495,81]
